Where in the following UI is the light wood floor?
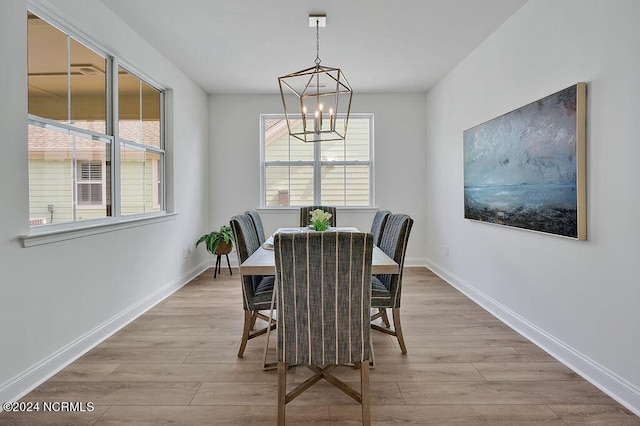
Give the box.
[2,267,638,425]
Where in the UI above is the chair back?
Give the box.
[370,210,390,246]
[274,231,373,366]
[299,206,337,227]
[245,210,266,244]
[376,214,413,307]
[230,214,264,310]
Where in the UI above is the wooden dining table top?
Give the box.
[239,227,399,275]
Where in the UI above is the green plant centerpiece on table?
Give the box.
[196,225,234,255]
[310,209,332,232]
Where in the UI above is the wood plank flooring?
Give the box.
[2,267,638,425]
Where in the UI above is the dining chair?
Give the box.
[370,209,391,246]
[370,213,413,354]
[229,214,276,358]
[299,205,337,227]
[244,209,266,245]
[273,231,373,426]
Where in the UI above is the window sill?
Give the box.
[21,212,178,248]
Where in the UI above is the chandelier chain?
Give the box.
[315,19,321,66]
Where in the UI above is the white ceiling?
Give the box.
[100,0,527,95]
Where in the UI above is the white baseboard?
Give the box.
[0,261,211,406]
[403,257,425,268]
[425,258,640,417]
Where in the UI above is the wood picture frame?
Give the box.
[463,83,587,239]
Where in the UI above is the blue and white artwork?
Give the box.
[463,84,586,238]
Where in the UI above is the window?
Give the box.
[27,10,165,227]
[77,160,103,206]
[261,114,373,207]
[27,122,112,224]
[118,67,163,216]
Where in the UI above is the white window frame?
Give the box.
[114,61,166,217]
[22,3,172,247]
[260,113,375,209]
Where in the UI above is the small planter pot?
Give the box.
[215,241,233,255]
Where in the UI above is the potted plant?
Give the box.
[196,225,234,255]
[310,209,332,231]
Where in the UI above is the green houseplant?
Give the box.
[196,225,234,255]
[310,209,332,232]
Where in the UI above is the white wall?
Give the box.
[209,93,428,265]
[0,0,211,402]
[425,0,640,414]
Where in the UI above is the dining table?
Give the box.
[240,226,399,370]
[239,227,399,275]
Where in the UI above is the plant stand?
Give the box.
[213,241,233,278]
[214,253,232,278]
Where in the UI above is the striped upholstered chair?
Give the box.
[299,205,337,227]
[370,213,413,354]
[244,209,266,245]
[370,210,391,246]
[273,231,373,425]
[229,214,276,358]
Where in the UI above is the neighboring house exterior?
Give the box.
[263,116,371,207]
[28,120,161,225]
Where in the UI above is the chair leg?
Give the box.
[392,307,407,354]
[237,310,253,357]
[379,308,390,328]
[277,361,287,426]
[262,291,278,371]
[369,336,376,369]
[361,360,371,426]
[249,311,258,330]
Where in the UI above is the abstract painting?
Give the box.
[463,83,586,239]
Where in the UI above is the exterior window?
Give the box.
[27,123,111,224]
[152,158,161,209]
[261,114,373,207]
[27,10,165,227]
[77,160,103,206]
